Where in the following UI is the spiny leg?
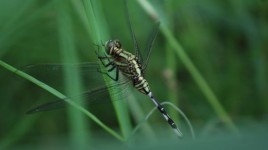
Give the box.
[96,66,119,81]
[96,49,123,71]
[95,50,119,81]
[148,92,183,137]
[95,49,113,65]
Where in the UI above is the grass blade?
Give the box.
[0,60,124,141]
[81,0,132,139]
[57,0,90,149]
[136,0,238,133]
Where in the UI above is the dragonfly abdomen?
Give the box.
[133,76,150,94]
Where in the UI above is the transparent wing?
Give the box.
[26,79,131,114]
[22,62,131,114]
[124,0,143,63]
[22,62,100,74]
[142,22,160,71]
[124,0,159,72]
[21,62,103,92]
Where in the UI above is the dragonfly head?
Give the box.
[105,40,122,55]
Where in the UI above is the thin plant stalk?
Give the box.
[0,60,124,141]
[164,0,180,126]
[136,0,238,133]
[57,0,89,149]
[81,0,132,139]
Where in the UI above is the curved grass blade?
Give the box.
[130,101,195,140]
[0,60,124,141]
[136,0,238,133]
[22,61,131,114]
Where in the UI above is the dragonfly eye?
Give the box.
[114,40,122,49]
[105,40,114,54]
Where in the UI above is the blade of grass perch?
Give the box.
[57,0,89,149]
[73,0,154,139]
[0,60,124,141]
[81,0,132,139]
[136,0,238,134]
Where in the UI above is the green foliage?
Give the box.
[0,0,267,149]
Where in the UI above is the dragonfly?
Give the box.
[26,0,183,137]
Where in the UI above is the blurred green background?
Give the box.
[0,0,268,149]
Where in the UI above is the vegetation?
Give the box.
[0,0,267,149]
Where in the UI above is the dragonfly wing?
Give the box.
[21,62,100,73]
[124,0,143,64]
[21,62,105,92]
[26,78,131,114]
[142,22,160,71]
[26,99,66,114]
[123,0,160,70]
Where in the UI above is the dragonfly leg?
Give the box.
[96,53,120,82]
[104,60,116,68]
[95,49,120,81]
[95,47,113,60]
[97,65,119,81]
[107,64,116,72]
[96,49,115,68]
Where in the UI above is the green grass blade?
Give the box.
[163,0,180,125]
[136,0,238,133]
[0,60,124,141]
[81,0,132,139]
[57,0,90,149]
